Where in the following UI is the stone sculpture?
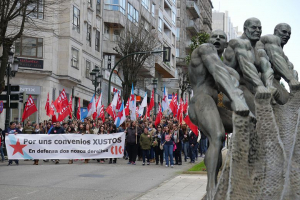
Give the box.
[256,23,300,104]
[188,29,249,200]
[190,19,300,200]
[223,17,277,114]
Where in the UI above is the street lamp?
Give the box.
[0,48,19,129]
[90,66,103,95]
[152,79,157,116]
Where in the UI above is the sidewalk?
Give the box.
[136,174,207,200]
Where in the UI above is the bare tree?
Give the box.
[113,19,160,103]
[0,0,63,94]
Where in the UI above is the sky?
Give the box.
[211,0,300,80]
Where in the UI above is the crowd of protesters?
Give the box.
[0,115,208,167]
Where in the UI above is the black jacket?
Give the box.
[189,131,198,145]
[50,126,65,134]
[126,126,142,144]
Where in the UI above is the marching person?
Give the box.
[154,125,164,165]
[108,124,117,164]
[4,122,21,166]
[97,125,107,163]
[126,121,140,165]
[50,122,65,164]
[139,127,152,165]
[173,123,183,165]
[83,124,92,163]
[32,124,43,165]
[161,125,174,168]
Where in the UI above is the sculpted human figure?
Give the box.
[223,18,276,114]
[256,23,300,104]
[188,30,249,199]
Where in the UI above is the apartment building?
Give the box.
[0,0,179,123]
[1,0,104,124]
[212,10,239,41]
[102,0,177,106]
[171,0,213,99]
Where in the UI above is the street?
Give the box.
[0,158,202,200]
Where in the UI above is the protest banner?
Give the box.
[5,132,125,159]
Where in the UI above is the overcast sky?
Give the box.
[211,0,300,76]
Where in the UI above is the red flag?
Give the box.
[49,100,55,116]
[99,105,105,122]
[184,115,198,137]
[155,103,162,127]
[106,103,116,120]
[169,94,178,116]
[183,99,188,114]
[149,89,154,111]
[22,95,38,122]
[124,98,130,116]
[52,114,57,123]
[76,98,81,120]
[53,89,68,113]
[116,93,122,110]
[177,98,184,124]
[45,93,50,116]
[69,95,73,119]
[136,106,139,119]
[58,105,71,122]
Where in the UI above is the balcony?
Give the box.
[102,34,118,54]
[185,40,192,50]
[155,56,175,78]
[203,18,212,30]
[103,9,126,28]
[186,20,200,34]
[186,1,201,19]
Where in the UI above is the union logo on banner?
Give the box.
[0,101,3,114]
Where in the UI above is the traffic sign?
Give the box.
[0,101,3,114]
[0,94,19,101]
[4,85,20,92]
[3,102,18,109]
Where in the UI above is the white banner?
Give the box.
[5,133,125,159]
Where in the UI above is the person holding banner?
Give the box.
[32,124,43,165]
[82,124,92,163]
[109,124,118,164]
[50,122,65,164]
[97,125,107,163]
[4,122,21,166]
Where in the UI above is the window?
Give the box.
[88,0,92,8]
[142,0,150,11]
[26,0,44,19]
[104,0,125,14]
[173,0,176,4]
[73,6,80,33]
[127,3,139,23]
[87,23,92,46]
[86,60,91,79]
[176,48,179,57]
[158,17,163,32]
[96,0,101,15]
[71,48,79,69]
[15,37,43,58]
[95,30,100,52]
[152,4,155,17]
[176,28,180,41]
[172,11,176,25]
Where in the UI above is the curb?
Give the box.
[182,171,207,174]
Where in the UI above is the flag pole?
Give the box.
[136,119,137,144]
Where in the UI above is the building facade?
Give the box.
[1,0,104,124]
[172,0,213,100]
[212,10,238,41]
[0,0,179,123]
